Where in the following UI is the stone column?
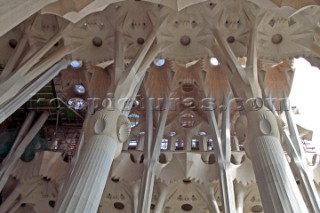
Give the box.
[184,134,192,151]
[234,182,245,213]
[207,184,220,213]
[55,108,131,213]
[137,135,145,151]
[132,182,140,213]
[154,185,168,213]
[199,136,208,151]
[245,106,308,213]
[168,136,176,151]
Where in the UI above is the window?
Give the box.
[180,113,195,128]
[191,139,199,150]
[128,140,137,149]
[128,113,139,128]
[161,139,168,150]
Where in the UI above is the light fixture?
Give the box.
[74,83,85,94]
[153,58,165,67]
[68,98,85,110]
[210,57,219,66]
[70,60,82,68]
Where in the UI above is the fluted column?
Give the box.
[246,107,308,213]
[55,108,131,213]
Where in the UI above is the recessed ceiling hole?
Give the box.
[48,200,56,208]
[137,37,145,45]
[272,34,283,44]
[111,177,120,182]
[92,37,103,47]
[181,204,193,211]
[180,35,191,46]
[251,205,263,212]
[183,179,191,184]
[9,39,18,48]
[114,202,125,210]
[227,36,235,43]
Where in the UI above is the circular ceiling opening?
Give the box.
[92,37,103,47]
[137,37,145,45]
[48,200,56,208]
[74,84,86,94]
[9,39,18,48]
[271,34,283,44]
[43,177,51,181]
[111,177,120,182]
[210,57,219,66]
[251,204,263,212]
[180,35,191,46]
[181,204,193,211]
[227,36,235,43]
[70,60,82,68]
[153,58,165,67]
[114,202,125,210]
[183,179,191,184]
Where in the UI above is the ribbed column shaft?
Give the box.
[154,187,168,213]
[55,135,117,213]
[249,136,308,213]
[234,182,245,213]
[207,185,220,213]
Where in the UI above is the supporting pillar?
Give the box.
[184,134,192,151]
[137,99,169,213]
[132,182,140,213]
[199,136,208,151]
[246,106,308,213]
[234,182,245,213]
[154,184,168,213]
[54,17,168,212]
[122,141,130,151]
[207,97,236,213]
[0,111,49,192]
[207,184,220,213]
[168,136,176,151]
[0,59,69,123]
[231,136,240,151]
[137,134,145,151]
[54,109,131,213]
[282,100,320,212]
